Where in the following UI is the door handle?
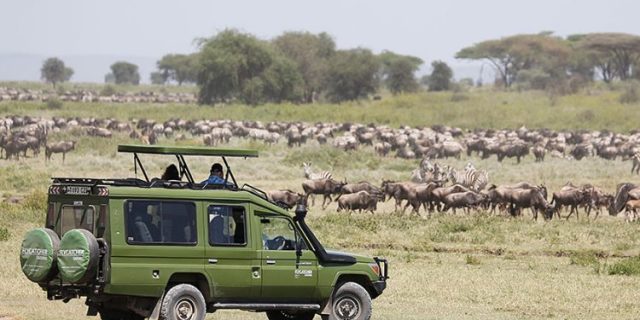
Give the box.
[266,259,276,265]
[208,259,218,264]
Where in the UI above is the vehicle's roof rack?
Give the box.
[50,177,281,207]
[118,144,259,158]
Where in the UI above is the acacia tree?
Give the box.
[110,61,140,85]
[273,31,336,103]
[41,57,73,87]
[324,48,380,102]
[456,33,570,88]
[157,54,198,85]
[378,51,423,94]
[579,33,640,82]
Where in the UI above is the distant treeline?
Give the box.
[36,31,640,105]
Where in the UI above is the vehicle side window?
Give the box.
[208,205,246,246]
[260,217,306,251]
[60,205,95,235]
[125,200,196,245]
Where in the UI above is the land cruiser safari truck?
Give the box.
[19,145,388,320]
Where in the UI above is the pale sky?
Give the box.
[1,0,638,82]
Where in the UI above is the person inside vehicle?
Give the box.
[161,164,180,180]
[202,163,233,186]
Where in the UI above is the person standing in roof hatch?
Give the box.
[202,163,233,186]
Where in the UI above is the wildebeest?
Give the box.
[336,191,381,214]
[301,178,346,209]
[267,189,304,209]
[551,187,590,220]
[431,184,472,212]
[506,188,554,220]
[441,191,486,215]
[624,199,640,222]
[381,180,421,214]
[45,141,76,163]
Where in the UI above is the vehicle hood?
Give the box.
[325,250,372,263]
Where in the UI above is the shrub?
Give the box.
[465,255,481,265]
[46,98,63,110]
[101,84,117,96]
[619,81,640,104]
[0,227,9,241]
[569,250,599,267]
[608,257,640,276]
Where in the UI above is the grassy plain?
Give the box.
[1,90,640,319]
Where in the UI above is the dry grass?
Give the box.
[2,98,640,319]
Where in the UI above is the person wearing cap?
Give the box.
[202,163,232,186]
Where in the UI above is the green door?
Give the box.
[258,214,318,302]
[204,204,261,301]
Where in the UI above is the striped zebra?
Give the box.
[302,162,332,180]
[632,152,640,175]
[447,166,489,192]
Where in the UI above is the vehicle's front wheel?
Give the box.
[328,282,372,320]
[266,310,316,320]
[159,284,206,320]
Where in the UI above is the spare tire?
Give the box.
[20,228,60,283]
[57,229,100,283]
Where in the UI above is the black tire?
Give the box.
[159,284,206,320]
[328,282,372,320]
[99,309,144,320]
[266,310,316,320]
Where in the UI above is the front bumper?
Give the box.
[372,280,387,295]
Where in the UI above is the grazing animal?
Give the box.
[447,166,489,192]
[631,152,640,175]
[431,184,472,212]
[381,180,420,214]
[45,141,76,163]
[506,188,553,220]
[441,191,486,215]
[336,191,381,214]
[302,162,332,180]
[551,187,590,220]
[267,190,304,209]
[624,199,640,222]
[301,178,345,209]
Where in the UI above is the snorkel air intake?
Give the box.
[294,202,356,264]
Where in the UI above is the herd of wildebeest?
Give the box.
[2,114,640,221]
[0,87,196,104]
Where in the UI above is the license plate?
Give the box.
[62,186,91,195]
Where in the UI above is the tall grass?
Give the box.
[1,89,639,131]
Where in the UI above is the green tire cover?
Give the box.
[57,229,99,283]
[20,228,60,283]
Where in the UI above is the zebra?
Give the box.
[632,152,640,175]
[447,166,489,192]
[302,162,332,180]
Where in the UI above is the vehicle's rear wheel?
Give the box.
[266,310,316,320]
[328,282,372,320]
[99,308,144,320]
[159,284,206,320]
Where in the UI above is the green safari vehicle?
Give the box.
[19,145,388,320]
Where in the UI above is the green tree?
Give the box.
[578,33,640,81]
[378,51,423,94]
[273,31,336,102]
[150,71,166,85]
[157,54,198,85]
[41,57,73,87]
[324,48,380,102]
[427,60,453,91]
[110,61,140,85]
[456,33,570,88]
[197,29,303,105]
